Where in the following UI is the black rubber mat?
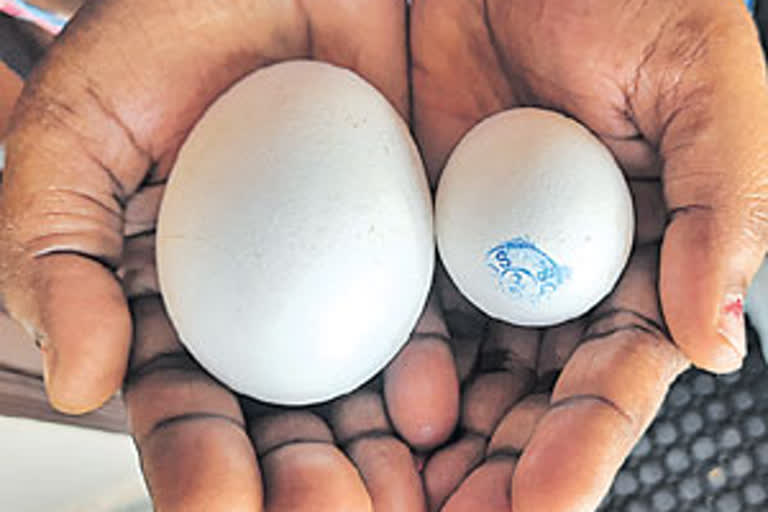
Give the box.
[599,325,768,511]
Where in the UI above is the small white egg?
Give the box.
[435,108,634,326]
[157,60,434,405]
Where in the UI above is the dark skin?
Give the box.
[412,2,767,508]
[1,1,767,510]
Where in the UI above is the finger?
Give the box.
[628,1,768,372]
[249,408,379,511]
[328,391,427,511]
[124,296,262,512]
[248,410,334,455]
[6,254,132,413]
[512,247,690,512]
[249,409,364,511]
[487,393,549,457]
[329,390,390,445]
[260,443,372,512]
[514,399,632,512]
[422,433,486,512]
[383,332,458,450]
[384,296,459,450]
[0,0,312,413]
[441,457,517,512]
[346,437,426,512]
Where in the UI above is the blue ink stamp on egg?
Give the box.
[485,237,570,301]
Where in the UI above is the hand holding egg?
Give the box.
[0,2,454,510]
[1,0,767,510]
[411,0,768,510]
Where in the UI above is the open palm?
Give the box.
[0,1,434,510]
[409,0,767,510]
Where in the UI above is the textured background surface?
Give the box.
[599,325,768,511]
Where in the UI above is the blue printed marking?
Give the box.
[486,237,570,301]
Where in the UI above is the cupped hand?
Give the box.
[411,0,768,510]
[125,292,457,511]
[3,0,767,510]
[0,1,453,510]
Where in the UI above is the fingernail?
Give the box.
[717,292,747,360]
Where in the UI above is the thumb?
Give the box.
[638,2,768,373]
[1,254,133,414]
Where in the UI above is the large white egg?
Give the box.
[435,108,634,326]
[157,60,434,405]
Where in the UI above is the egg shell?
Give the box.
[157,60,434,405]
[435,108,634,326]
